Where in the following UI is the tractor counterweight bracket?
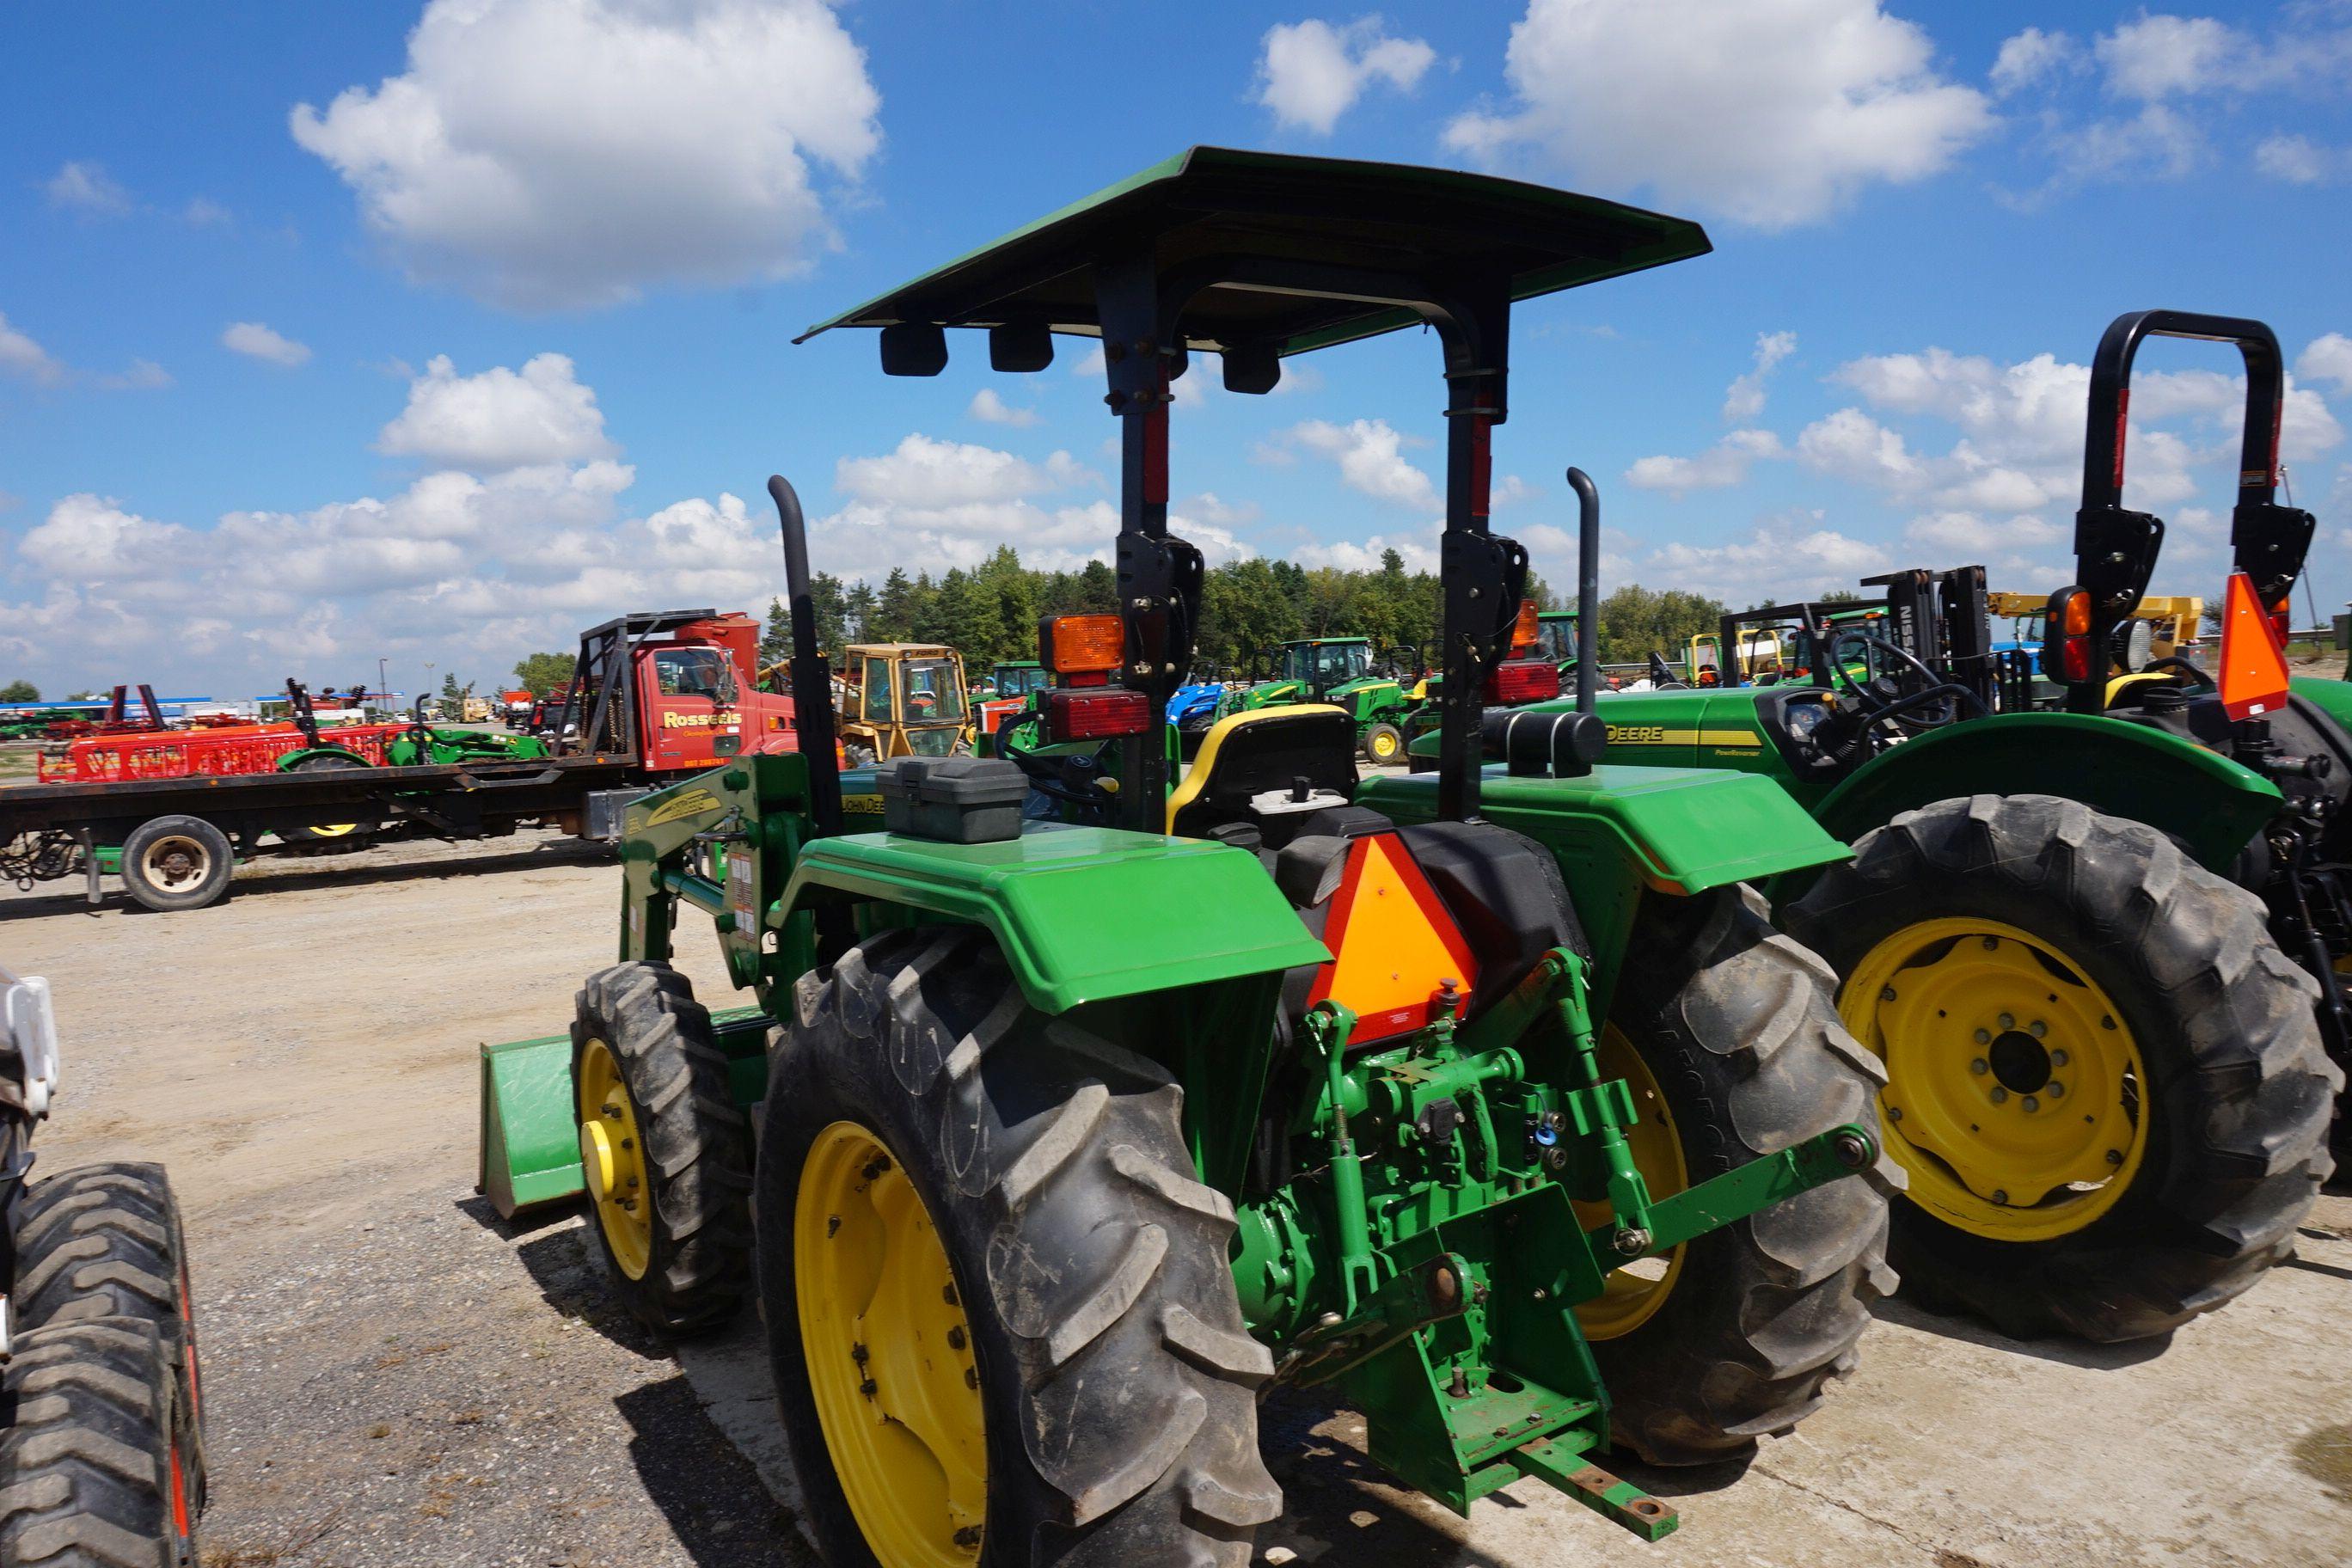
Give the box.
[1508,1440,1679,1542]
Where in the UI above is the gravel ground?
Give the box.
[3,826,2350,1567]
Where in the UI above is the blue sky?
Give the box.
[3,0,2349,697]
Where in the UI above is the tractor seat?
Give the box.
[1167,705,1360,847]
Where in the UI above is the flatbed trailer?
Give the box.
[0,607,797,910]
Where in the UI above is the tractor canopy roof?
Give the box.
[798,146,1709,359]
[847,643,956,657]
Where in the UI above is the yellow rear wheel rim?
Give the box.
[576,1038,652,1280]
[797,1122,987,1566]
[1841,916,2147,1243]
[1572,1026,1689,1341]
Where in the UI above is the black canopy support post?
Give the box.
[1095,252,1204,835]
[1434,279,1522,824]
[1567,467,1600,717]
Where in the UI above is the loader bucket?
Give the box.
[476,1007,773,1219]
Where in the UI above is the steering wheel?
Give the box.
[1821,631,1989,762]
[994,707,1120,824]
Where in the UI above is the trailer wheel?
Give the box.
[1584,885,1899,1466]
[283,753,380,842]
[759,926,1279,1567]
[0,1319,200,1567]
[1786,794,2338,1341]
[1360,722,1406,765]
[119,816,233,912]
[572,962,754,1333]
[11,1163,205,1510]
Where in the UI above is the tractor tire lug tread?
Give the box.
[1787,793,2339,1342]
[573,961,756,1334]
[760,937,1275,1564]
[0,1320,198,1567]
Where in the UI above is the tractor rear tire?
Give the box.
[0,1319,200,1566]
[1785,794,2338,1342]
[119,816,232,913]
[572,963,755,1335]
[11,1163,205,1510]
[283,754,381,843]
[1589,885,1900,1467]
[758,926,1280,1566]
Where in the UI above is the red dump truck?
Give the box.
[0,609,795,911]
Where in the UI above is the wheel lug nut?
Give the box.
[2021,1095,2039,1113]
[2105,1148,2124,1165]
[1882,985,1898,1002]
[1981,935,1999,950]
[1991,1189,2009,1204]
[1970,1057,1989,1075]
[1990,1087,2008,1104]
[1886,1106,1902,1122]
[2050,1049,2068,1068]
[2028,1020,2047,1038]
[1973,1028,1991,1044]
[2048,1082,2065,1099]
[1998,1013,2015,1030]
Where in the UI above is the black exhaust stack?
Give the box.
[769,475,844,842]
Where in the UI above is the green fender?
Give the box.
[2291,674,2352,731]
[1811,712,2282,873]
[779,824,1331,1015]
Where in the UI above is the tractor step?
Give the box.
[476,1005,770,1219]
[1506,1438,1678,1541]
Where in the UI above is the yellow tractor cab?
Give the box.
[838,642,971,765]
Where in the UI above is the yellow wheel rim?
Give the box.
[1369,730,1400,762]
[1841,916,2147,1243]
[576,1038,652,1280]
[1571,1026,1689,1341]
[796,1122,987,1566]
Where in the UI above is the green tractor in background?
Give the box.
[1505,310,2343,1344]
[479,149,1897,1562]
[1223,636,1424,763]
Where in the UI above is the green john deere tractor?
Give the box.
[1482,310,2343,1344]
[1225,637,1423,763]
[479,148,1895,1559]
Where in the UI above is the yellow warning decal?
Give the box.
[642,787,722,828]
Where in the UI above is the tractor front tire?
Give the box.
[572,963,755,1335]
[759,927,1279,1566]
[1786,794,2338,1342]
[0,1319,200,1567]
[1589,885,1899,1467]
[1360,722,1406,766]
[283,754,381,843]
[119,816,232,913]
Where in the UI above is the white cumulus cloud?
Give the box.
[377,353,616,471]
[1443,0,1994,229]
[967,388,1041,428]
[1283,419,1438,512]
[1256,17,1437,134]
[0,312,65,386]
[1723,330,1797,424]
[44,161,130,216]
[290,0,883,309]
[1626,429,1784,494]
[221,322,313,368]
[2300,334,2352,396]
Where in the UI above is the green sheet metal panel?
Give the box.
[781,824,1330,1014]
[1811,711,2282,872]
[1361,764,1847,895]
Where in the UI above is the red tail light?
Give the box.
[2059,635,2094,683]
[2043,588,2096,685]
[1041,688,1149,742]
[1484,659,1561,706]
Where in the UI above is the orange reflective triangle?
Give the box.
[1306,835,1479,1044]
[2218,571,2292,720]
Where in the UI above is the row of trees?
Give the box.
[754,546,1567,677]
